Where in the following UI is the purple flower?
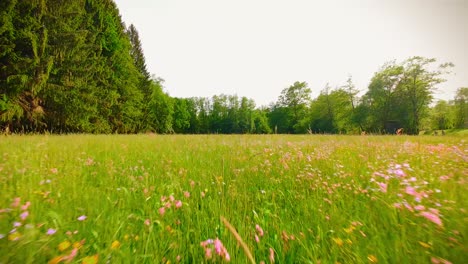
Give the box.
[46,228,57,235]
[20,211,29,221]
[13,222,22,227]
[77,215,87,221]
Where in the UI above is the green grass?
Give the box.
[0,135,466,263]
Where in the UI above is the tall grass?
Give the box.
[0,135,466,263]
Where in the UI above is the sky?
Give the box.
[113,0,468,107]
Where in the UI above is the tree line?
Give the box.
[1,1,467,134]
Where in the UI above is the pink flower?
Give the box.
[255,234,260,243]
[64,248,78,262]
[158,207,166,216]
[393,203,402,209]
[406,186,417,196]
[175,200,182,209]
[161,196,167,202]
[214,238,223,255]
[11,197,21,208]
[269,248,275,262]
[439,175,450,181]
[77,215,87,221]
[414,205,425,211]
[255,224,264,237]
[420,211,443,226]
[205,248,213,259]
[394,169,406,177]
[20,211,29,221]
[50,168,58,174]
[144,219,151,226]
[377,182,387,193]
[190,180,195,188]
[13,222,21,227]
[169,195,175,202]
[21,201,31,211]
[184,191,190,198]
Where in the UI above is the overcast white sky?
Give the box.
[113,0,468,106]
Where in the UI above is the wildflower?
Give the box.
[144,219,151,226]
[377,182,387,193]
[13,222,22,227]
[406,186,418,196]
[420,211,443,226]
[77,215,87,221]
[201,191,206,198]
[368,255,378,263]
[11,197,21,208]
[269,248,275,263]
[169,195,175,202]
[85,158,94,166]
[158,207,166,216]
[58,241,71,251]
[21,201,31,211]
[439,175,450,181]
[20,211,29,221]
[184,191,190,198]
[50,168,58,174]
[48,255,64,264]
[111,240,121,249]
[47,228,57,235]
[255,224,264,237]
[8,232,21,241]
[175,200,182,208]
[190,180,195,188]
[214,238,223,254]
[82,255,99,264]
[419,241,431,248]
[65,248,78,262]
[205,248,213,259]
[333,238,344,246]
[255,234,260,243]
[414,205,425,211]
[394,169,406,177]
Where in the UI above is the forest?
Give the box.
[1,0,467,135]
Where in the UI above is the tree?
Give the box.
[276,81,311,133]
[429,100,454,130]
[398,57,453,134]
[172,98,191,133]
[454,87,468,129]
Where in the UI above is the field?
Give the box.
[0,135,466,263]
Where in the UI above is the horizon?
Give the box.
[114,0,468,107]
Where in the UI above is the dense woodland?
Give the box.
[1,1,467,134]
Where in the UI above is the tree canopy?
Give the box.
[0,2,464,134]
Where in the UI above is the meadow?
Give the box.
[0,135,466,264]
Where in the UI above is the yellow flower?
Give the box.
[419,241,431,248]
[58,241,71,252]
[8,232,21,241]
[344,226,355,234]
[73,242,83,249]
[82,255,99,264]
[367,255,378,263]
[48,256,64,264]
[332,238,343,246]
[111,240,121,249]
